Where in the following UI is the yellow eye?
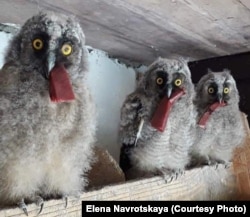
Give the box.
[224,87,230,94]
[61,44,72,56]
[208,87,214,94]
[174,79,182,87]
[32,38,44,50]
[156,77,164,85]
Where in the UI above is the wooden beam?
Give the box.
[0,165,238,217]
[1,0,250,64]
[237,0,250,11]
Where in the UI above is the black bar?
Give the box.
[82,201,249,216]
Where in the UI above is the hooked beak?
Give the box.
[46,52,56,79]
[166,84,173,98]
[217,93,223,104]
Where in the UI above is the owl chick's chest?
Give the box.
[13,78,80,135]
[198,106,241,152]
[202,107,237,133]
[136,98,191,158]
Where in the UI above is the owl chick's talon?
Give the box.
[23,207,29,216]
[63,195,68,209]
[175,169,184,179]
[164,174,176,183]
[174,172,178,180]
[162,169,183,183]
[18,199,28,216]
[35,196,44,215]
[224,162,231,169]
[178,169,185,177]
[164,175,173,184]
[216,164,219,170]
[37,203,44,216]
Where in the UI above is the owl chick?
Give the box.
[0,11,96,214]
[119,58,197,182]
[191,69,246,167]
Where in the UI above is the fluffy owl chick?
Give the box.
[119,58,196,182]
[191,70,246,167]
[0,11,96,214]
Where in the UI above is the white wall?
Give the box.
[0,29,140,163]
[0,31,13,66]
[87,48,136,162]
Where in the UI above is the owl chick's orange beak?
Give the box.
[49,64,75,103]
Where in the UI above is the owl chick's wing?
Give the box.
[119,90,146,172]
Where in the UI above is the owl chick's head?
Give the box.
[4,11,87,102]
[143,57,193,99]
[6,11,86,80]
[196,69,239,106]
